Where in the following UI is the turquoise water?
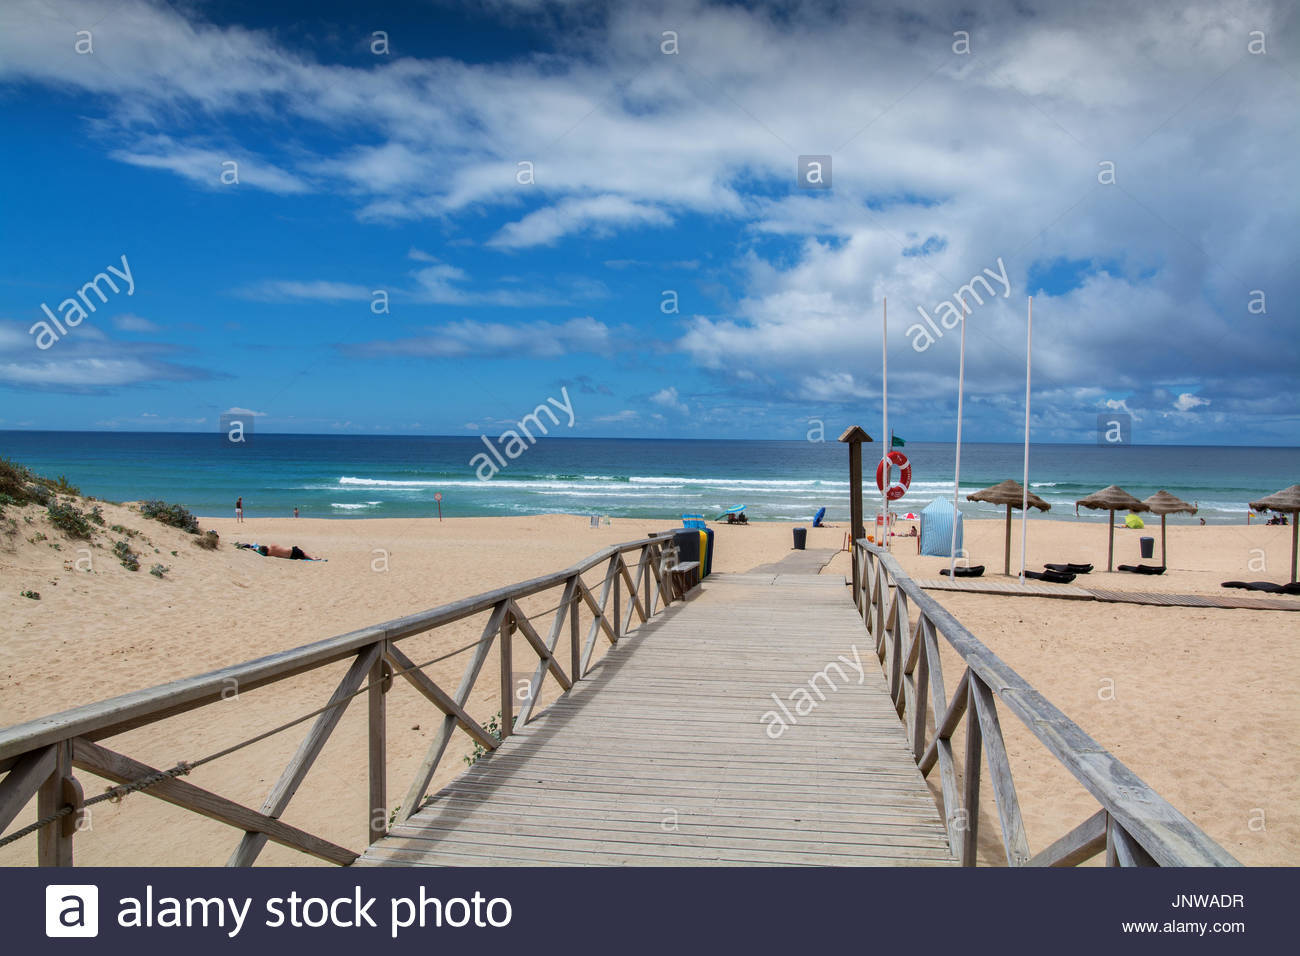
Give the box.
[1,431,1295,524]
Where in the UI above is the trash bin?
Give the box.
[1140,536,1154,560]
[793,527,807,550]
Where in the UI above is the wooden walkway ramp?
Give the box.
[358,571,955,866]
[916,577,1300,611]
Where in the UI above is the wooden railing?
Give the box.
[0,535,680,866]
[853,541,1240,867]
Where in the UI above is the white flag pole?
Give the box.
[881,297,889,551]
[948,301,968,578]
[1019,296,1033,584]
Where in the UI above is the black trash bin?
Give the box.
[793,527,807,550]
[1139,536,1154,560]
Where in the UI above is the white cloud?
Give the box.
[112,313,160,332]
[1173,393,1210,411]
[237,280,374,302]
[350,317,617,359]
[489,196,674,249]
[224,406,267,417]
[650,386,689,414]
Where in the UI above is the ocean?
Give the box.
[1,431,1295,525]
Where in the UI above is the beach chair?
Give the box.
[1116,564,1166,575]
[1044,562,1093,574]
[939,565,985,578]
[682,514,706,529]
[1024,568,1076,584]
[1221,580,1300,595]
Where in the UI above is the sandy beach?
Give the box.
[2,501,1296,866]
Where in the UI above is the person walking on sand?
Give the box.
[236,496,244,523]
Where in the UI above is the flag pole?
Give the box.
[1019,296,1033,584]
[949,301,967,578]
[881,297,889,551]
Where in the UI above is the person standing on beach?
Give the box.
[236,496,244,523]
[293,506,299,518]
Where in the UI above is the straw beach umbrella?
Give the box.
[1076,485,1149,572]
[1142,490,1197,569]
[1249,484,1300,583]
[966,479,1050,575]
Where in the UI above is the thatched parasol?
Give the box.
[967,479,1051,575]
[1142,490,1197,570]
[1076,485,1149,572]
[1249,484,1300,583]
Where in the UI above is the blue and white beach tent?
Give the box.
[919,498,963,557]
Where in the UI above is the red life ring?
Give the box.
[876,451,912,501]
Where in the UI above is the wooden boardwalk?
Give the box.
[916,577,1300,611]
[358,571,955,866]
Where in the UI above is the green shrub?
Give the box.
[21,589,39,600]
[0,457,35,500]
[149,563,169,578]
[140,500,199,534]
[46,501,93,538]
[463,712,503,766]
[88,505,105,526]
[113,540,140,571]
[193,529,220,550]
[110,524,138,537]
[26,483,51,506]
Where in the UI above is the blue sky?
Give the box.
[0,0,1296,444]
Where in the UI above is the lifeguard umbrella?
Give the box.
[1249,484,1300,583]
[1142,490,1197,569]
[966,479,1050,575]
[1076,485,1149,572]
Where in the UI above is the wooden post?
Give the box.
[1107,509,1115,572]
[1292,517,1298,584]
[1004,505,1012,576]
[499,613,514,739]
[37,740,75,866]
[839,426,873,602]
[367,648,386,845]
[1161,514,1167,569]
[961,682,982,867]
[569,577,581,680]
[613,559,622,641]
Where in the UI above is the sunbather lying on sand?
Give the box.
[236,542,320,560]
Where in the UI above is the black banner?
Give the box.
[4,867,1293,953]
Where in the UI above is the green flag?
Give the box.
[891,435,906,447]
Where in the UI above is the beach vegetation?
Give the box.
[21,590,39,600]
[140,499,200,534]
[32,532,46,543]
[113,540,140,571]
[26,482,51,506]
[150,563,170,578]
[193,529,220,550]
[52,475,80,495]
[110,524,138,537]
[463,711,503,766]
[46,500,94,538]
[88,505,105,526]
